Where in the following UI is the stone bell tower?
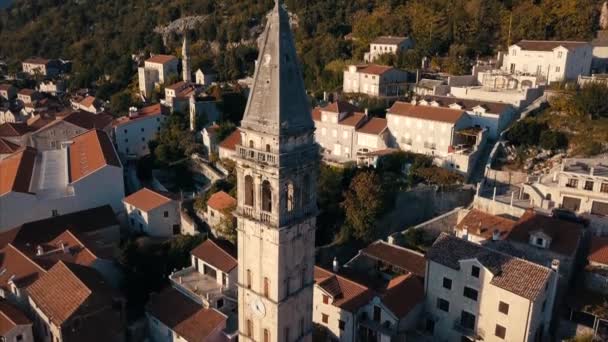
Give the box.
[235,1,317,341]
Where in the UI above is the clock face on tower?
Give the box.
[250,297,266,318]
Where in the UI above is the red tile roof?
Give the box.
[311,107,322,121]
[23,58,50,65]
[358,64,394,75]
[218,129,241,151]
[123,187,174,212]
[0,299,31,335]
[515,40,589,51]
[113,104,166,127]
[69,130,121,182]
[507,210,583,257]
[0,138,20,154]
[17,89,36,96]
[0,123,32,137]
[388,102,465,124]
[0,147,36,196]
[356,117,387,135]
[146,54,177,64]
[457,209,516,240]
[588,237,608,265]
[372,36,409,45]
[339,112,367,127]
[361,241,426,277]
[27,261,117,326]
[191,239,237,273]
[381,274,424,318]
[322,101,360,114]
[0,244,45,291]
[146,288,226,342]
[207,191,236,211]
[314,266,374,312]
[61,110,113,130]
[0,84,13,92]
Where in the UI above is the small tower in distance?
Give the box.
[182,34,191,83]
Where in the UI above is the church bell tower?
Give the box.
[235,1,317,341]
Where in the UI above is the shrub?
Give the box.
[539,131,568,150]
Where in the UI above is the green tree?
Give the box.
[341,171,385,243]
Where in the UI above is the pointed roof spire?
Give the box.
[240,0,314,137]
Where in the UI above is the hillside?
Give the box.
[0,0,604,99]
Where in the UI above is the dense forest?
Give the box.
[0,0,605,99]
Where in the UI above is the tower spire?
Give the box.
[182,33,191,83]
[240,1,313,137]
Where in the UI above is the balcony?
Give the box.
[237,203,317,227]
[237,146,278,166]
[169,267,236,307]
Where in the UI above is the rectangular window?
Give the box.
[322,313,328,324]
[443,277,452,290]
[566,178,578,188]
[437,298,450,312]
[373,305,381,322]
[163,211,168,218]
[499,301,509,315]
[460,311,476,330]
[246,269,252,289]
[322,295,329,304]
[285,327,290,342]
[246,320,253,337]
[463,287,478,301]
[585,181,594,191]
[471,265,480,278]
[601,183,608,193]
[557,51,563,58]
[495,324,506,339]
[264,277,270,298]
[339,320,345,331]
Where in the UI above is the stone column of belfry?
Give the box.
[182,34,191,83]
[234,0,317,341]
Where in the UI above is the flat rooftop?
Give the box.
[30,149,73,199]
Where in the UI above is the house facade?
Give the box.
[0,300,34,342]
[0,84,16,101]
[205,191,236,239]
[112,104,167,160]
[343,65,408,97]
[138,55,179,97]
[21,58,62,77]
[196,69,217,86]
[364,36,413,63]
[123,187,181,237]
[502,40,593,83]
[423,234,558,342]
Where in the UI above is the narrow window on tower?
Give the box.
[246,319,253,337]
[246,269,252,289]
[262,180,272,212]
[249,140,254,148]
[245,175,254,206]
[264,277,270,298]
[264,329,270,342]
[286,182,295,212]
[266,144,271,152]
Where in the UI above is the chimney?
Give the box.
[60,242,69,253]
[364,108,369,116]
[551,259,560,272]
[332,257,339,273]
[492,229,501,241]
[36,245,44,256]
[323,91,328,102]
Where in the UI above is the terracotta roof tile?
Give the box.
[113,104,166,127]
[388,102,465,124]
[61,110,113,130]
[69,130,121,182]
[17,89,36,96]
[146,54,177,64]
[123,187,174,212]
[146,287,226,342]
[322,101,360,114]
[589,237,608,265]
[314,266,374,312]
[356,117,387,135]
[358,64,394,75]
[27,261,116,326]
[191,239,237,273]
[0,84,13,92]
[507,210,583,257]
[427,233,552,300]
[311,107,322,121]
[0,147,36,195]
[207,191,236,211]
[372,36,409,45]
[456,209,517,240]
[421,95,513,115]
[218,129,241,151]
[361,241,426,277]
[0,299,31,335]
[0,244,45,290]
[381,274,424,318]
[0,123,32,137]
[515,40,589,51]
[23,58,50,65]
[339,112,367,127]
[0,138,20,154]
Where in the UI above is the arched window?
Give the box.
[302,174,311,206]
[263,277,270,298]
[262,180,272,212]
[286,182,295,212]
[249,140,254,148]
[265,144,271,152]
[263,328,270,342]
[245,176,254,206]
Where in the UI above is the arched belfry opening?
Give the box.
[244,175,255,206]
[262,180,272,212]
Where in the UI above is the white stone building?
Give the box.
[0,84,16,101]
[112,104,167,160]
[196,68,217,86]
[343,64,408,97]
[502,40,593,83]
[0,130,124,231]
[523,158,608,217]
[386,101,487,176]
[417,95,517,140]
[17,89,40,105]
[217,129,241,162]
[423,233,558,342]
[37,80,65,96]
[204,191,236,239]
[138,54,179,97]
[0,300,33,342]
[364,36,413,63]
[71,95,103,114]
[21,58,61,77]
[123,187,181,237]
[201,124,219,156]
